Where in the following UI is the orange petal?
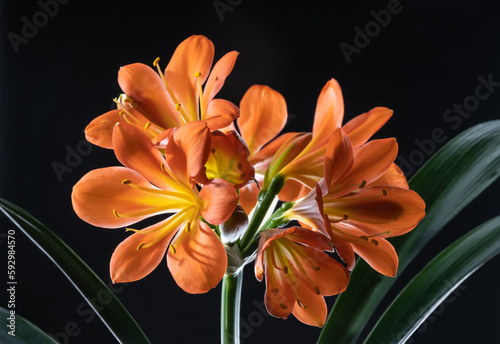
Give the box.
[199,178,238,225]
[110,218,177,283]
[204,99,240,131]
[312,79,344,140]
[118,63,179,129]
[291,281,328,327]
[164,121,211,186]
[167,221,227,294]
[237,85,287,157]
[72,167,172,228]
[351,237,398,277]
[239,182,260,215]
[263,258,296,319]
[278,179,310,202]
[85,110,122,149]
[331,138,398,197]
[165,35,215,121]
[370,163,409,189]
[323,128,354,189]
[203,51,239,109]
[113,123,175,191]
[343,107,393,147]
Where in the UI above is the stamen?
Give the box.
[279,303,287,310]
[153,57,160,67]
[359,180,367,189]
[161,163,166,171]
[112,209,119,218]
[194,71,202,77]
[144,122,152,130]
[315,286,321,295]
[382,189,388,196]
[169,245,176,255]
[371,239,379,246]
[271,288,279,293]
[122,179,132,185]
[175,103,181,112]
[343,214,349,221]
[360,236,369,241]
[137,242,145,250]
[283,266,289,274]
[185,222,191,233]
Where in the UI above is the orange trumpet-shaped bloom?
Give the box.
[72,121,238,293]
[264,78,393,193]
[255,227,350,327]
[85,35,240,149]
[286,128,426,277]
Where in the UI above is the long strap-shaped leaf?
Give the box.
[1,307,58,344]
[317,120,500,344]
[0,198,150,344]
[363,215,500,343]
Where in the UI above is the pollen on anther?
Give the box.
[170,245,176,255]
[382,189,388,196]
[371,239,379,246]
[343,214,349,221]
[112,209,120,218]
[279,303,287,310]
[153,57,160,67]
[360,235,369,241]
[194,71,202,77]
[284,266,289,274]
[137,242,145,251]
[122,179,132,185]
[144,122,152,130]
[359,180,367,189]
[175,103,181,112]
[185,223,191,233]
[160,163,166,171]
[315,286,321,295]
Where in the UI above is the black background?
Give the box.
[1,1,500,343]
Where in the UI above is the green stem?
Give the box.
[238,175,285,257]
[221,271,243,344]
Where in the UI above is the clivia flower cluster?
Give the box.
[72,35,425,327]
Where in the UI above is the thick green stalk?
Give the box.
[221,271,244,344]
[238,175,284,257]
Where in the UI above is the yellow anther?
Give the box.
[144,122,152,130]
[112,209,119,218]
[160,163,166,171]
[175,103,181,111]
[185,223,191,233]
[315,286,321,295]
[194,71,201,77]
[169,245,176,255]
[137,242,145,250]
[153,57,160,67]
[122,179,132,185]
[123,97,133,103]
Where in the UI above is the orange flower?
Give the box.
[264,79,393,194]
[286,128,426,277]
[255,227,350,327]
[85,35,239,149]
[72,121,238,293]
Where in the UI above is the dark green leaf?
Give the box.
[317,120,500,344]
[1,307,58,344]
[364,215,500,343]
[0,198,150,344]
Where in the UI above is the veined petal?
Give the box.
[203,51,239,110]
[118,63,179,129]
[351,237,398,277]
[312,79,344,140]
[278,179,310,202]
[204,99,240,131]
[330,138,398,197]
[167,221,227,294]
[370,163,409,189]
[323,128,354,189]
[110,218,178,283]
[263,255,296,319]
[85,110,122,149]
[291,281,328,327]
[164,121,211,186]
[165,35,214,122]
[343,107,393,147]
[72,167,183,228]
[199,178,238,225]
[239,182,260,215]
[113,122,175,191]
[238,85,288,157]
